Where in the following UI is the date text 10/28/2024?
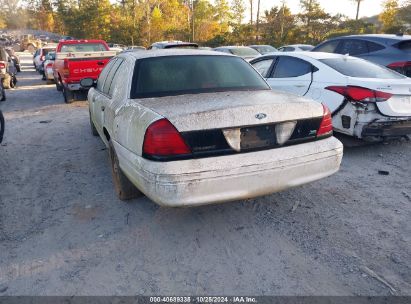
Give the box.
[149,296,257,303]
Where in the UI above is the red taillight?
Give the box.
[325,86,392,102]
[63,59,69,76]
[46,62,53,68]
[143,119,191,157]
[387,61,411,76]
[387,61,411,68]
[317,104,333,137]
[0,62,5,69]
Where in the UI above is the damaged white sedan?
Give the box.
[82,50,343,207]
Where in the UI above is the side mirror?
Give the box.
[80,78,95,88]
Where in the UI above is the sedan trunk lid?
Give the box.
[137,90,323,132]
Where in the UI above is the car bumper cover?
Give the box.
[113,137,343,207]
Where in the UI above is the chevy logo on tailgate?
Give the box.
[73,68,104,74]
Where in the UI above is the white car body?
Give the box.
[43,58,54,81]
[33,46,56,71]
[87,50,343,207]
[251,52,411,140]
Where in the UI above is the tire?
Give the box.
[0,84,5,101]
[10,75,17,88]
[46,79,54,85]
[90,113,98,136]
[108,141,143,201]
[2,74,11,89]
[62,86,75,103]
[0,110,4,144]
[55,77,63,91]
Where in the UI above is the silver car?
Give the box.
[82,50,343,207]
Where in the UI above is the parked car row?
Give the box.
[0,47,18,94]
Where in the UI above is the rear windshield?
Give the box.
[229,47,260,57]
[164,44,198,49]
[299,45,314,51]
[131,55,269,98]
[60,43,107,52]
[396,40,411,52]
[43,48,54,56]
[254,46,277,54]
[320,57,406,79]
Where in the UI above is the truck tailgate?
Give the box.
[57,51,116,82]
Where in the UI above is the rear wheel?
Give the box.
[63,86,75,103]
[55,77,63,91]
[0,110,4,143]
[109,141,143,201]
[10,75,17,88]
[0,83,5,101]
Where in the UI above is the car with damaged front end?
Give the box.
[82,50,343,207]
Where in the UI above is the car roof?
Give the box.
[325,34,411,44]
[249,45,275,47]
[258,51,352,60]
[121,49,234,60]
[215,46,254,49]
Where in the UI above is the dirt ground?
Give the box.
[0,55,410,296]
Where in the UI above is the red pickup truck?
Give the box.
[53,40,116,103]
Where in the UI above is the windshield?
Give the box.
[229,47,260,57]
[320,57,406,79]
[254,46,277,54]
[131,55,269,98]
[60,43,107,52]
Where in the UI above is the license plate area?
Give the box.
[240,125,277,150]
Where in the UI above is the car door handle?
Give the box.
[97,61,104,66]
[294,85,306,88]
[101,106,105,111]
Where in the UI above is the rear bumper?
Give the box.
[362,119,411,138]
[113,137,343,207]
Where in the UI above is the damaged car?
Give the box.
[82,50,343,207]
[251,52,411,141]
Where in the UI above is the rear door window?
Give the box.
[96,58,117,92]
[367,41,385,53]
[252,58,275,77]
[103,58,124,96]
[396,40,411,52]
[337,39,368,55]
[272,56,312,78]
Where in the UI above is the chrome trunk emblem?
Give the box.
[255,113,267,120]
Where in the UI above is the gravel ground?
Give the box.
[0,55,410,296]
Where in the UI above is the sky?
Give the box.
[258,0,387,19]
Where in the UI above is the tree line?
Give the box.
[1,0,411,47]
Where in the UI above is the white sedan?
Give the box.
[82,50,343,207]
[250,52,411,141]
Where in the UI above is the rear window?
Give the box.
[131,55,269,98]
[396,40,411,52]
[320,57,405,79]
[299,45,314,51]
[253,46,277,54]
[229,47,260,57]
[60,43,107,52]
